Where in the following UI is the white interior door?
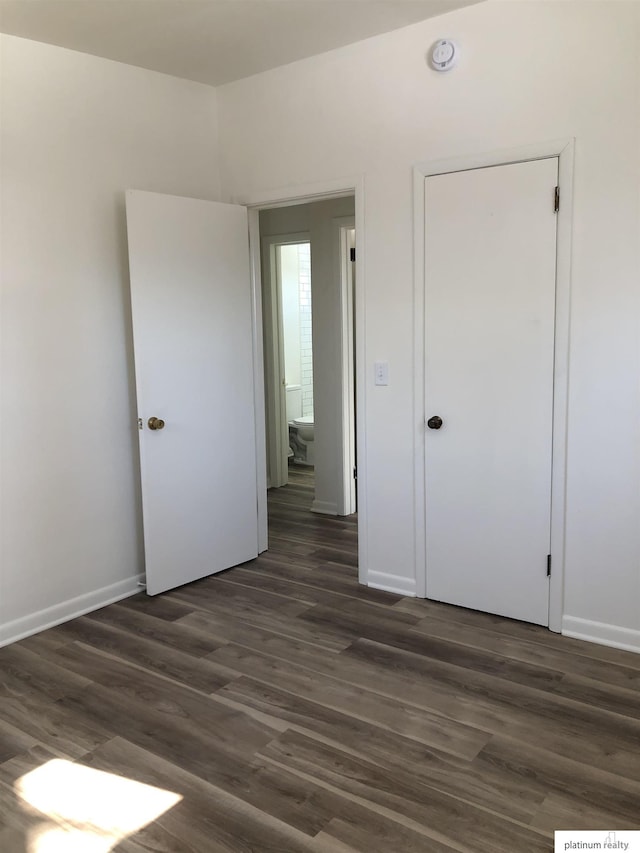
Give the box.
[126,190,259,596]
[424,158,558,626]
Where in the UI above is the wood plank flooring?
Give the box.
[2,464,640,851]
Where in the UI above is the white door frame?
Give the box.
[261,231,310,489]
[413,139,574,632]
[241,177,367,580]
[335,217,357,515]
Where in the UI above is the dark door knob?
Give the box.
[427,416,443,430]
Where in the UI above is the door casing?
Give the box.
[336,218,357,516]
[413,139,575,633]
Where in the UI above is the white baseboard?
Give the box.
[311,499,338,516]
[562,616,640,655]
[367,571,416,597]
[0,574,144,649]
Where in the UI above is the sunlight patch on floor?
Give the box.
[15,758,182,852]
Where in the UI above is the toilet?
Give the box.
[289,414,315,465]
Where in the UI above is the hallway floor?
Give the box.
[1,477,639,851]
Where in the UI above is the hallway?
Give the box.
[266,464,358,576]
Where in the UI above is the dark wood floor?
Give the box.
[2,466,640,851]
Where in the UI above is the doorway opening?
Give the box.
[261,231,313,489]
[279,241,314,467]
[257,195,358,571]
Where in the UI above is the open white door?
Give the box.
[126,190,259,595]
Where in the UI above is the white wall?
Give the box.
[218,1,640,648]
[0,35,219,645]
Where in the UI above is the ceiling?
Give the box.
[0,0,482,87]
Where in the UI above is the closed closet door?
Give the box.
[424,158,558,626]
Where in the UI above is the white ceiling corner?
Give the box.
[0,0,484,87]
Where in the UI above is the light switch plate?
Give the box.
[374,361,389,386]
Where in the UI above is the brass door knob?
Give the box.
[148,417,165,431]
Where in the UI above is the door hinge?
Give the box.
[353,466,357,480]
[554,186,560,213]
[350,247,356,263]
[547,554,552,577]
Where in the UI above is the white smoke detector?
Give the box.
[430,39,458,72]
